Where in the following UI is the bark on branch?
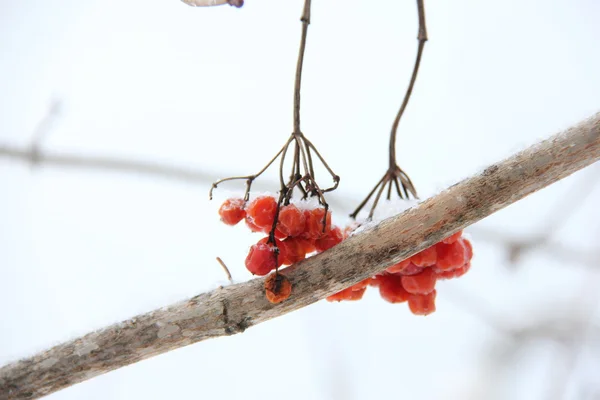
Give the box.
[1,112,599,400]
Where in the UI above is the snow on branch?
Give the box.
[1,112,599,400]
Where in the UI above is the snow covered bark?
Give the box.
[1,111,599,400]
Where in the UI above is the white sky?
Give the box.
[1,1,600,399]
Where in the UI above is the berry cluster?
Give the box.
[219,195,342,273]
[219,195,345,303]
[219,195,473,314]
[326,230,473,316]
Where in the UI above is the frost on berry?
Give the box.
[401,268,437,295]
[246,196,278,230]
[408,290,437,316]
[265,273,292,304]
[218,198,246,226]
[245,242,278,276]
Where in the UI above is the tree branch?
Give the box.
[0,145,219,185]
[1,111,599,400]
[180,0,243,8]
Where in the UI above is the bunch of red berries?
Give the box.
[326,230,473,316]
[219,194,343,274]
[219,195,473,313]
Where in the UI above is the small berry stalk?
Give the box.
[349,0,427,220]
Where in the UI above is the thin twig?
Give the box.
[293,0,311,134]
[388,0,427,168]
[29,99,62,163]
[350,0,426,218]
[1,111,599,400]
[216,257,233,284]
[0,144,233,185]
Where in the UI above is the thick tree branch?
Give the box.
[1,112,599,400]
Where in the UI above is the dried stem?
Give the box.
[209,0,338,244]
[216,257,233,284]
[388,0,427,168]
[2,111,599,400]
[351,0,426,219]
[294,0,311,134]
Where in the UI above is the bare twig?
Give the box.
[216,257,233,284]
[0,145,215,184]
[29,99,62,164]
[1,112,599,400]
[350,0,427,219]
[469,227,600,269]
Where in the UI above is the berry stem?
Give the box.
[210,0,339,249]
[350,0,427,219]
[388,0,428,169]
[209,136,293,201]
[293,0,311,135]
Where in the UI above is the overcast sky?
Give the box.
[1,1,600,399]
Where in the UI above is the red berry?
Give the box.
[245,242,278,276]
[218,198,246,226]
[264,273,292,304]
[315,226,344,252]
[386,258,411,274]
[442,230,463,244]
[281,238,305,264]
[369,274,384,287]
[246,196,278,229]
[277,204,306,237]
[350,278,371,291]
[436,262,471,280]
[436,240,467,271]
[257,237,287,267]
[303,208,332,239]
[410,245,437,267]
[326,286,367,302]
[378,274,410,303]
[392,262,424,276]
[401,268,437,295]
[346,287,367,300]
[295,237,316,255]
[274,227,288,240]
[245,216,262,233]
[408,290,437,316]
